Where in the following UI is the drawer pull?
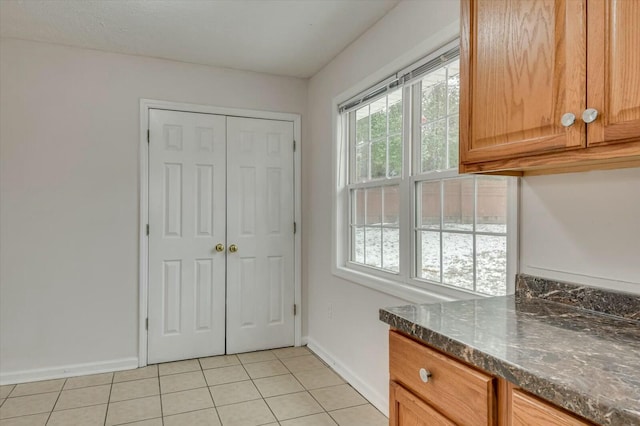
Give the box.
[419,368,432,383]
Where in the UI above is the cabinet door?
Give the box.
[390,381,456,426]
[460,0,587,165]
[512,389,593,426]
[587,0,640,147]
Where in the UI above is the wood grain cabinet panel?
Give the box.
[512,389,594,426]
[459,0,640,174]
[587,0,640,147]
[460,0,587,164]
[389,381,455,426]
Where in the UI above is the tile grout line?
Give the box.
[241,358,280,425]
[44,378,66,425]
[104,373,115,426]
[264,355,329,424]
[156,365,165,426]
[205,381,224,425]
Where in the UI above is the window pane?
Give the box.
[443,178,474,231]
[383,186,399,225]
[442,232,473,290]
[352,189,365,225]
[447,114,459,170]
[477,176,508,233]
[352,226,364,263]
[370,139,386,179]
[355,144,369,182]
[356,107,370,143]
[388,135,402,178]
[422,80,446,121]
[476,235,507,296]
[418,231,440,281]
[365,187,382,225]
[419,181,441,229]
[421,119,446,172]
[388,98,403,135]
[370,98,387,141]
[447,62,460,114]
[383,228,400,272]
[365,227,382,268]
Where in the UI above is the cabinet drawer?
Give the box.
[389,331,496,425]
[512,389,594,426]
[390,381,455,426]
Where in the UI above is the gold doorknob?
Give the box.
[229,244,238,253]
[215,243,225,252]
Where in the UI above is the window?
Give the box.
[349,90,402,272]
[336,42,517,299]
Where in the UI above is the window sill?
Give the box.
[333,264,490,304]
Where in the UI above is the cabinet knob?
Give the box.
[419,368,432,383]
[560,113,576,127]
[215,243,225,252]
[582,108,599,124]
[560,112,576,127]
[229,244,238,253]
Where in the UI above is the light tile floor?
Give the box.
[0,346,387,426]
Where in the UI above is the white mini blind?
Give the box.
[338,39,459,114]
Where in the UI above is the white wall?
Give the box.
[520,168,640,293]
[305,0,640,416]
[0,38,307,382]
[305,0,460,414]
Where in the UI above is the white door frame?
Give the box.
[138,98,302,367]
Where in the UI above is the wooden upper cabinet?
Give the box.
[460,0,640,174]
[587,0,640,146]
[460,0,587,164]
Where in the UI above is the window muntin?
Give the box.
[341,52,513,297]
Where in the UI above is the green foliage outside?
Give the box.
[353,63,460,181]
[421,70,460,172]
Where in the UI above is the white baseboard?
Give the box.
[301,335,309,346]
[0,357,139,385]
[306,337,388,417]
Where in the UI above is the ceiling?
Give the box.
[0,0,399,78]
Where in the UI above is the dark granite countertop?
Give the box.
[379,275,640,425]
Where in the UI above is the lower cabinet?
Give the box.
[389,330,596,426]
[390,381,455,426]
[511,389,593,426]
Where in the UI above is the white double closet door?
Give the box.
[147,109,295,364]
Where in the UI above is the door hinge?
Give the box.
[146,224,149,236]
[147,129,150,143]
[293,304,297,316]
[145,318,149,330]
[294,222,297,234]
[293,140,296,152]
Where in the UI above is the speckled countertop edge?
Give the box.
[380,276,640,426]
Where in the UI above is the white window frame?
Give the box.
[332,42,519,304]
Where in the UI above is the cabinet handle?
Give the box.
[560,113,576,127]
[582,108,599,124]
[419,368,432,383]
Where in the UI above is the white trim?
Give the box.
[0,358,139,386]
[307,337,389,418]
[139,99,303,366]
